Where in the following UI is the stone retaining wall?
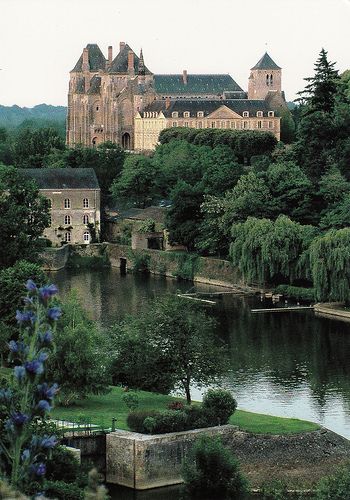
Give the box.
[41,244,70,271]
[106,425,238,490]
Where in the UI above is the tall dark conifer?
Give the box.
[297,48,339,114]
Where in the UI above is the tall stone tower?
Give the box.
[248,52,282,100]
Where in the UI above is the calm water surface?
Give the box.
[53,268,350,497]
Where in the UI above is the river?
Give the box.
[53,268,350,497]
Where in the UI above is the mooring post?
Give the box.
[112,417,116,432]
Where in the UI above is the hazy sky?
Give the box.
[0,0,349,107]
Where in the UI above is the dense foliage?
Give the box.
[182,436,248,499]
[110,295,228,403]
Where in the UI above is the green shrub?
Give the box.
[173,253,200,281]
[316,467,350,499]
[45,446,80,483]
[202,389,237,425]
[274,284,315,301]
[127,410,159,433]
[184,405,216,430]
[132,253,150,273]
[122,391,139,411]
[138,218,156,233]
[182,436,249,499]
[66,254,110,270]
[261,479,289,499]
[148,409,188,434]
[44,480,84,500]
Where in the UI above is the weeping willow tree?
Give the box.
[309,228,350,302]
[230,215,317,286]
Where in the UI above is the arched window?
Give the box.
[83,198,89,208]
[266,74,269,86]
[46,198,52,209]
[83,214,89,224]
[64,232,71,243]
[64,215,71,225]
[83,231,90,243]
[64,199,70,209]
[270,74,273,85]
[257,111,263,117]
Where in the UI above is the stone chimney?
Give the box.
[108,46,113,66]
[182,69,188,85]
[128,50,135,75]
[120,41,126,52]
[165,97,171,109]
[82,47,89,72]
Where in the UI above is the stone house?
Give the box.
[22,168,100,246]
[67,43,286,151]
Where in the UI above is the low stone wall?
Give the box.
[314,303,350,322]
[106,425,238,490]
[41,244,70,271]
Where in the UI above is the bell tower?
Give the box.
[248,52,282,100]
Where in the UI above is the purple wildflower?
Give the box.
[31,435,57,450]
[47,307,61,321]
[37,352,48,363]
[15,310,36,325]
[30,462,46,477]
[37,400,51,413]
[39,330,53,346]
[21,449,30,461]
[37,382,59,401]
[25,360,44,376]
[14,365,26,381]
[0,388,13,402]
[8,340,28,355]
[39,284,58,304]
[11,412,29,426]
[26,279,37,292]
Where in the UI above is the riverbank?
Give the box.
[52,387,350,491]
[51,386,319,434]
[314,302,350,321]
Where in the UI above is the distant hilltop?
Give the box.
[0,104,67,128]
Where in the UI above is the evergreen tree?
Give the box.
[297,48,339,114]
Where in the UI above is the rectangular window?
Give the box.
[243,121,248,129]
[257,121,262,129]
[211,121,215,128]
[197,121,202,128]
[172,121,178,127]
[268,121,274,129]
[184,122,189,127]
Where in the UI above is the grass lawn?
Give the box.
[51,386,320,435]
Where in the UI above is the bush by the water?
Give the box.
[44,480,84,500]
[202,389,237,426]
[45,446,80,483]
[316,467,350,499]
[182,436,248,499]
[127,389,237,434]
[274,284,315,301]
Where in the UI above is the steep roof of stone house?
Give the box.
[143,99,273,117]
[109,44,152,74]
[251,52,281,70]
[153,74,243,94]
[72,44,106,72]
[21,168,100,190]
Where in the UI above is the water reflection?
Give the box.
[53,268,350,438]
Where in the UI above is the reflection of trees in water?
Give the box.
[217,297,350,407]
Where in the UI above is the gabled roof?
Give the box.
[251,52,281,71]
[72,44,106,72]
[109,44,152,75]
[154,74,243,94]
[143,99,273,118]
[21,168,100,190]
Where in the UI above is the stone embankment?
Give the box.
[314,302,350,321]
[106,425,350,490]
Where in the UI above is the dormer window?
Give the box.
[243,111,249,118]
[197,111,204,118]
[183,111,190,118]
[268,111,275,117]
[172,112,178,118]
[257,111,263,117]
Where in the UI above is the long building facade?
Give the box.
[67,43,286,151]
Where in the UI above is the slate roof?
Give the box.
[251,52,281,70]
[110,206,166,223]
[21,168,100,190]
[143,99,273,118]
[72,44,106,72]
[154,74,243,94]
[109,44,152,75]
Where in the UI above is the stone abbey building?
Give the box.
[66,43,286,151]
